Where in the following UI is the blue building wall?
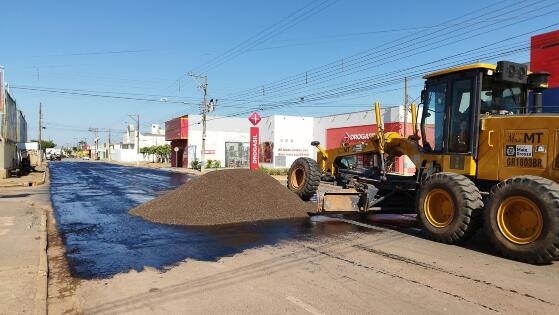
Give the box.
[543,87,559,113]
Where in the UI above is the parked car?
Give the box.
[81,156,90,160]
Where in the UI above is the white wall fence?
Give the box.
[110,148,169,163]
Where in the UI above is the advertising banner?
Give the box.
[259,141,273,163]
[250,127,259,170]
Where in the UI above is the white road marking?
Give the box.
[0,216,15,226]
[0,217,15,236]
[286,296,325,315]
[332,218,387,231]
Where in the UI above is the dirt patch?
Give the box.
[46,194,80,314]
[130,169,315,226]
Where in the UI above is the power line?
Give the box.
[209,13,556,117]
[223,0,549,101]
[199,37,538,122]
[9,86,202,106]
[192,0,340,74]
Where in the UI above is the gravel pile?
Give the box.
[130,169,316,226]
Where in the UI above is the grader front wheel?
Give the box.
[417,173,483,244]
[485,176,559,264]
[287,157,320,201]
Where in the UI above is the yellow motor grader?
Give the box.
[288,61,559,264]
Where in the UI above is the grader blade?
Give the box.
[318,191,362,213]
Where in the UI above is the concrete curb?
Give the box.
[35,206,48,315]
[34,167,49,315]
[32,168,47,187]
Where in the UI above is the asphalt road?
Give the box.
[47,161,559,314]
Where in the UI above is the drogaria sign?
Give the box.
[325,125,377,149]
[342,131,375,142]
[250,127,259,170]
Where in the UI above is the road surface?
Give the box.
[47,161,559,314]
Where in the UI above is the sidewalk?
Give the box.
[0,165,47,188]
[0,182,49,314]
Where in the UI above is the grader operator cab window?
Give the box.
[449,78,473,153]
[421,77,475,154]
[480,76,526,115]
[422,83,446,152]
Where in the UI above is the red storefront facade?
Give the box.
[324,122,416,174]
[531,30,559,88]
[165,115,189,168]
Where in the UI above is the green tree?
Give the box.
[140,144,171,162]
[32,139,56,149]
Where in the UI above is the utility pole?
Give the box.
[189,73,209,171]
[108,128,111,161]
[403,77,408,137]
[95,129,99,159]
[127,114,140,162]
[38,102,42,165]
[136,115,139,159]
[88,127,99,160]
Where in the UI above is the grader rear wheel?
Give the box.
[417,172,483,244]
[287,157,320,201]
[485,176,559,264]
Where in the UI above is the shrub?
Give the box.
[191,159,200,170]
[258,167,288,176]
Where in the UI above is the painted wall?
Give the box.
[271,115,314,168]
[187,115,250,168]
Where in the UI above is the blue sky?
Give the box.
[2,0,558,147]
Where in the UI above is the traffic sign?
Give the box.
[248,112,261,126]
[174,147,179,152]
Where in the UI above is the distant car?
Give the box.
[82,156,90,160]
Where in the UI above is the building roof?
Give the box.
[423,63,496,79]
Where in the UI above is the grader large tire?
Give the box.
[287,157,320,201]
[484,176,559,264]
[417,172,483,244]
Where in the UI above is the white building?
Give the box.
[110,124,169,162]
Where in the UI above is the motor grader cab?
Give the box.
[288,61,559,264]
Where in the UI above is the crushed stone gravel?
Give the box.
[130,169,316,226]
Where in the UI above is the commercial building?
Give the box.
[313,106,414,174]
[0,67,28,178]
[164,106,414,174]
[165,116,188,167]
[165,115,250,168]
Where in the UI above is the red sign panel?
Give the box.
[250,127,259,170]
[249,112,261,126]
[165,116,188,141]
[325,124,377,150]
[531,30,559,88]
